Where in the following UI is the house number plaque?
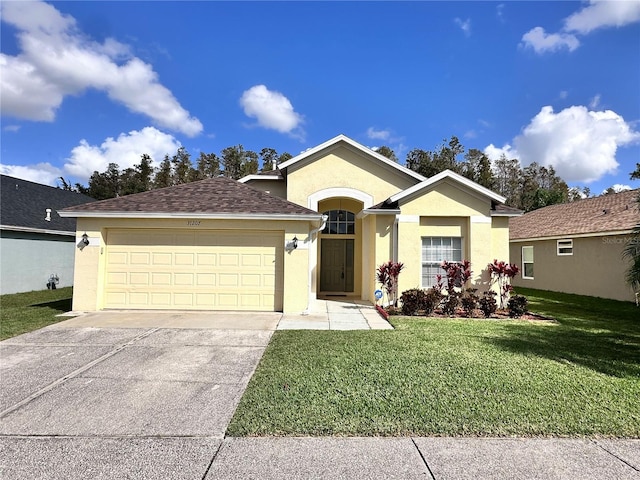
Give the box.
[187,220,201,226]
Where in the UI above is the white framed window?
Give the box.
[421,237,462,288]
[322,210,355,235]
[557,239,573,256]
[522,246,534,279]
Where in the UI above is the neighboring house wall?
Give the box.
[0,230,75,294]
[72,217,312,313]
[510,234,636,302]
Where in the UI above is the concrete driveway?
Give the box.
[0,312,276,479]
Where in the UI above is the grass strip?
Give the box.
[1,287,73,340]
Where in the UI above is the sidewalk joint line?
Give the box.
[201,438,225,479]
[411,437,437,480]
[0,328,159,419]
[591,439,640,472]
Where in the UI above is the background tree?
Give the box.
[260,148,278,171]
[375,145,398,162]
[196,152,220,179]
[171,147,195,185]
[154,154,173,189]
[221,145,244,179]
[491,154,521,207]
[462,149,494,190]
[624,164,640,294]
[278,152,293,164]
[86,163,121,200]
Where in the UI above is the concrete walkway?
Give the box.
[278,298,393,330]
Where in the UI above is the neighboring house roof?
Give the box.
[59,177,322,221]
[491,204,523,217]
[0,174,95,235]
[389,169,507,205]
[276,134,427,182]
[509,189,640,240]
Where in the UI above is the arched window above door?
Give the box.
[322,210,355,234]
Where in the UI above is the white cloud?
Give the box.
[603,184,632,194]
[521,0,640,54]
[239,85,304,139]
[3,125,21,132]
[63,127,181,181]
[0,162,63,186]
[488,105,640,183]
[0,0,202,136]
[559,90,569,99]
[565,0,640,34]
[454,17,472,36]
[496,4,505,23]
[463,130,478,139]
[484,143,519,162]
[589,94,601,109]
[366,127,391,141]
[520,27,579,54]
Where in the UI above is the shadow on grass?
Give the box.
[31,298,72,313]
[487,322,640,378]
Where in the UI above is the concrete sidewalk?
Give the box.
[2,435,638,479]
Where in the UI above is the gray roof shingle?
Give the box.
[1,175,95,233]
[60,177,318,216]
[509,189,640,240]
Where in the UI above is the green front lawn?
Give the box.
[227,288,640,437]
[0,287,74,340]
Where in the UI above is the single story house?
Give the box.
[1,174,95,294]
[60,135,521,313]
[509,189,639,303]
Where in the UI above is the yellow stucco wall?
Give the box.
[510,234,637,302]
[286,145,417,208]
[394,182,509,295]
[72,217,312,313]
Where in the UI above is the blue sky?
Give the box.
[1,0,639,196]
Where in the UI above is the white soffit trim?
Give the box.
[0,224,75,237]
[278,134,426,182]
[470,215,492,224]
[510,229,634,242]
[390,169,506,204]
[491,211,523,217]
[58,211,323,222]
[357,208,401,218]
[308,187,374,210]
[238,174,282,183]
[398,214,420,223]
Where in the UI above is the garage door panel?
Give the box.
[104,229,283,311]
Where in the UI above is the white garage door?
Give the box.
[104,229,283,311]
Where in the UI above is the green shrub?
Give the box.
[479,291,497,318]
[508,294,528,318]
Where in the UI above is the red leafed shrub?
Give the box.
[377,261,404,307]
[488,259,519,309]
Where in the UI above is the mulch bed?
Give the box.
[378,306,556,323]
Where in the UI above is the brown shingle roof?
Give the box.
[509,189,640,240]
[60,177,318,216]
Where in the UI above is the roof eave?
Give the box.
[510,229,635,242]
[357,208,402,218]
[58,211,322,222]
[0,224,76,236]
[491,211,523,217]
[237,174,282,183]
